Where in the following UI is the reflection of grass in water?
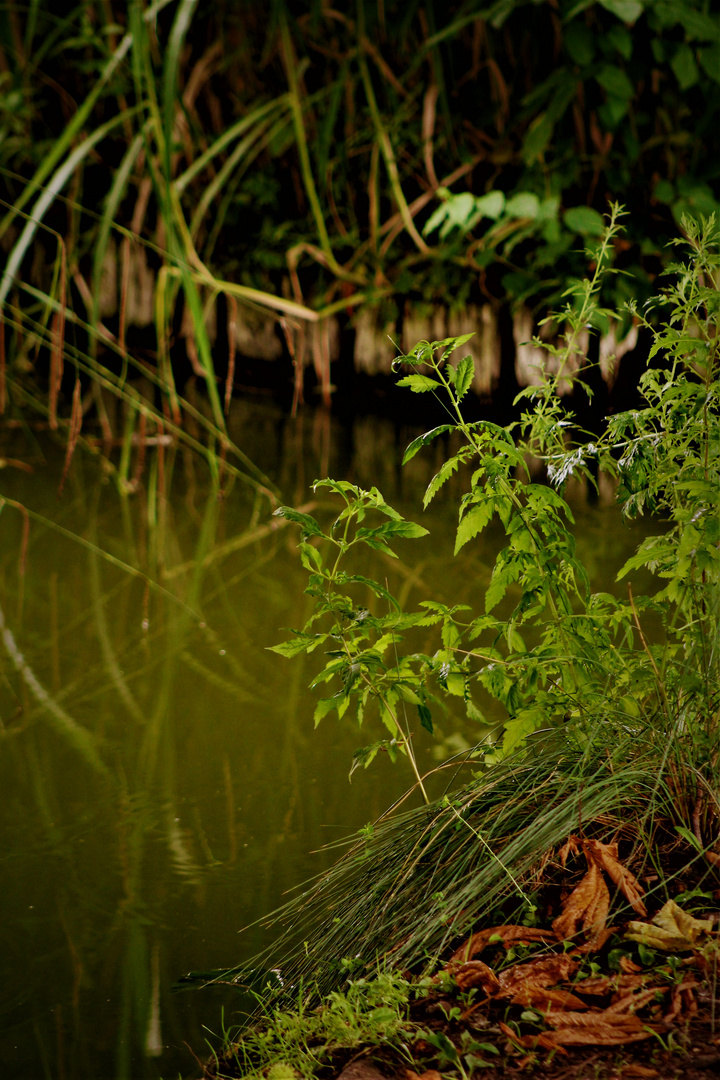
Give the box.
[0,456,286,1076]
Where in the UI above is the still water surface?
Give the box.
[0,400,647,1078]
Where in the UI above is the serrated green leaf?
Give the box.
[424,455,463,508]
[417,703,433,733]
[465,698,485,723]
[455,501,494,554]
[454,355,475,401]
[269,634,319,658]
[396,374,441,393]
[485,573,508,613]
[402,425,455,465]
[314,697,338,727]
[395,683,422,705]
[336,573,401,609]
[273,506,323,536]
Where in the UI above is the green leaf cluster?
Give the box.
[274,208,720,787]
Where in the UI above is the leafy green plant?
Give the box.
[215,971,415,1080]
[250,208,720,998]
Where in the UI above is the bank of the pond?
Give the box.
[202,833,720,1080]
[199,812,720,1080]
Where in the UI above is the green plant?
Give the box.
[245,208,720,997]
[216,971,415,1080]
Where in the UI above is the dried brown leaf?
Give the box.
[497,954,578,996]
[542,1025,657,1046]
[540,1009,660,1045]
[453,961,499,993]
[584,838,647,916]
[449,925,556,965]
[557,834,581,867]
[511,987,588,1010]
[607,986,666,1014]
[553,860,610,942]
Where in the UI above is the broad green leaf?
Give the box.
[299,541,323,572]
[455,501,493,554]
[485,573,508,613]
[699,43,720,83]
[505,192,540,218]
[395,683,422,705]
[454,355,475,400]
[402,425,455,464]
[606,24,632,59]
[314,697,339,726]
[446,672,466,697]
[474,190,505,219]
[423,202,450,237]
[417,703,433,733]
[466,698,485,724]
[379,699,399,737]
[522,113,554,163]
[506,627,527,653]
[598,0,642,23]
[596,64,634,100]
[396,375,441,393]
[563,206,605,237]
[671,43,699,90]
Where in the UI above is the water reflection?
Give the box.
[0,400,647,1078]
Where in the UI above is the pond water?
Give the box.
[0,398,651,1079]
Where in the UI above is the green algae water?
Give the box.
[0,399,646,1079]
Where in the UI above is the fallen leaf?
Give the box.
[511,987,588,1011]
[584,838,647,917]
[619,1066,659,1078]
[539,1010,659,1046]
[664,977,699,1023]
[626,898,715,952]
[497,954,578,996]
[552,859,610,943]
[449,925,556,965]
[606,986,666,1014]
[453,960,499,993]
[557,834,582,867]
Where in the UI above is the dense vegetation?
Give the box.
[1,0,719,440]
[199,213,720,1076]
[1,3,719,1074]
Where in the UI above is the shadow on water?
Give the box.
[0,399,651,1079]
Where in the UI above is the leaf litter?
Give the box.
[205,830,720,1079]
